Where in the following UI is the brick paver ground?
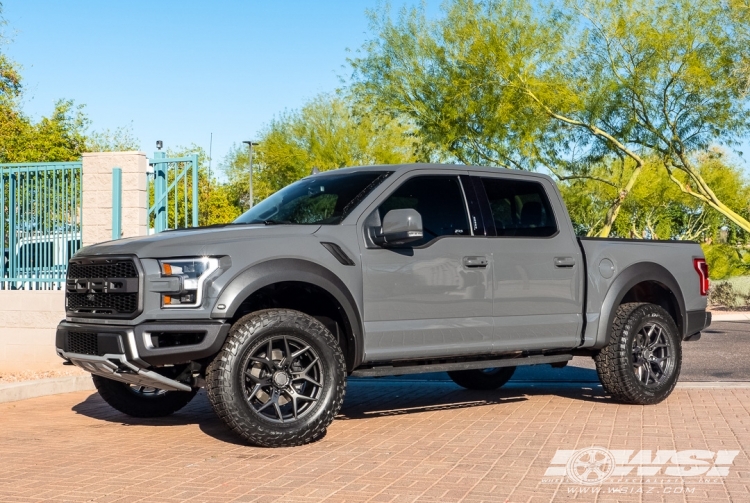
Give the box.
[1,380,749,503]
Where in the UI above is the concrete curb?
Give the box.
[710,311,750,321]
[0,375,95,404]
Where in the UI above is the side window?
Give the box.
[379,175,470,246]
[480,177,558,237]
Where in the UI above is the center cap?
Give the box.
[272,371,290,388]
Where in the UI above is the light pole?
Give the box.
[243,141,259,208]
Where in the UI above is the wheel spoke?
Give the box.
[285,389,299,419]
[267,339,274,364]
[302,357,319,374]
[292,374,322,387]
[248,383,262,399]
[244,369,267,383]
[291,345,312,359]
[247,356,274,369]
[295,394,317,403]
[255,398,273,412]
[273,401,284,423]
[283,336,292,360]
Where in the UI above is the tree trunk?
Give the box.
[595,163,643,237]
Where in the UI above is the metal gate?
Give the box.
[147,152,199,233]
[0,161,83,289]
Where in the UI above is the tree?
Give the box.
[351,0,750,236]
[560,150,750,241]
[222,93,419,208]
[86,125,140,152]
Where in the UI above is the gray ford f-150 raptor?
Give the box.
[56,164,711,447]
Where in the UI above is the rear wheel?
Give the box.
[206,309,346,447]
[594,302,681,405]
[92,375,198,417]
[448,366,516,390]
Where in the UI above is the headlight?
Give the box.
[159,257,219,308]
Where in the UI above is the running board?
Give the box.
[351,354,573,378]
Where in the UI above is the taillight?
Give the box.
[693,258,709,296]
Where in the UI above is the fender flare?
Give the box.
[211,258,364,368]
[593,262,686,349]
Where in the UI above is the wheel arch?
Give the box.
[593,262,685,349]
[212,258,364,370]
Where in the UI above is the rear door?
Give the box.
[359,170,494,362]
[473,174,583,351]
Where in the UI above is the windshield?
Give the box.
[233,170,392,225]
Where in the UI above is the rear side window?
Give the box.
[480,177,557,237]
[379,175,470,246]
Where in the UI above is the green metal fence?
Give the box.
[147,152,199,233]
[1,162,83,290]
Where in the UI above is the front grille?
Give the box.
[67,332,98,355]
[68,261,138,279]
[67,292,139,315]
[66,258,140,317]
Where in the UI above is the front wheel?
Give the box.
[206,309,347,447]
[594,302,682,405]
[92,375,198,417]
[448,366,516,390]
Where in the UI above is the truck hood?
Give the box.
[76,224,321,259]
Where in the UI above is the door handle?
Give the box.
[554,257,576,268]
[463,256,488,268]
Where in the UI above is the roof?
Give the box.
[312,163,553,182]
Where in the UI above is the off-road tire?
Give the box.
[92,375,198,417]
[206,309,347,447]
[448,366,516,390]
[594,302,682,405]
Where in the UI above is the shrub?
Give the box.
[709,277,750,308]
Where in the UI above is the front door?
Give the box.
[359,172,493,362]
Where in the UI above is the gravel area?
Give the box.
[0,367,88,385]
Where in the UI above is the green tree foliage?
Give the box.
[86,125,140,152]
[703,244,750,280]
[350,0,750,236]
[222,93,418,209]
[560,150,750,241]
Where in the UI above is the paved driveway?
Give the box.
[1,322,748,503]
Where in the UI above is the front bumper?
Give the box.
[56,319,230,390]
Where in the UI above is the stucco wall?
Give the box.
[0,291,65,372]
[81,151,148,247]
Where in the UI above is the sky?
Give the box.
[1,0,441,172]
[2,0,749,175]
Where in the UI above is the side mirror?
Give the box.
[373,209,423,247]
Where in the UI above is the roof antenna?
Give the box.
[311,166,320,175]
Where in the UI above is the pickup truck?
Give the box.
[56,164,711,447]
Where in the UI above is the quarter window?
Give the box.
[480,177,557,237]
[379,175,470,246]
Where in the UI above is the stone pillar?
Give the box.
[81,152,148,247]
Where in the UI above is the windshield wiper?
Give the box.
[262,219,293,225]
